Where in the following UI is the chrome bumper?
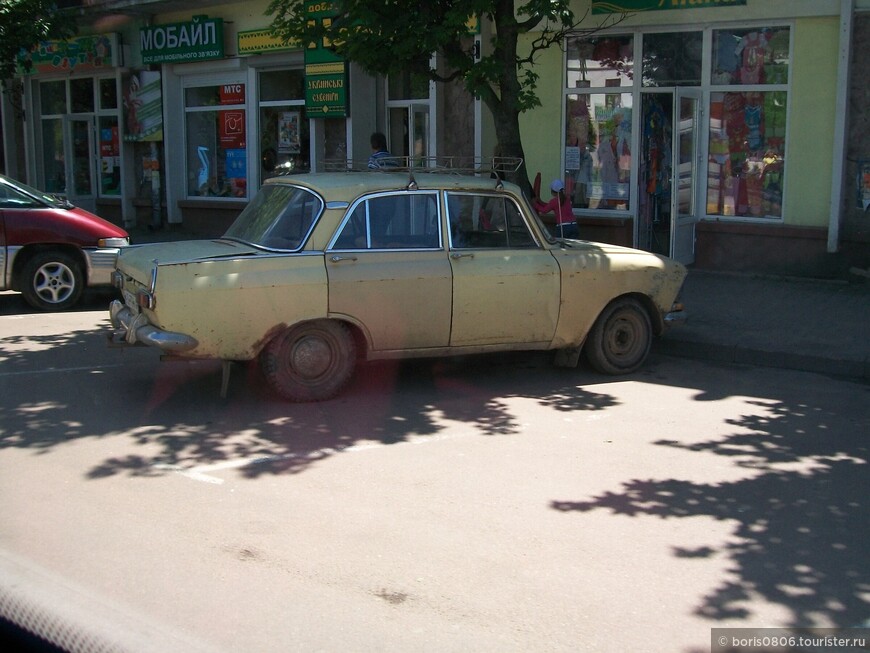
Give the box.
[109,300,198,352]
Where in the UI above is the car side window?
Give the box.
[332,192,440,250]
[447,192,536,249]
[0,184,39,208]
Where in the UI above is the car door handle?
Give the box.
[450,252,474,259]
[330,255,358,262]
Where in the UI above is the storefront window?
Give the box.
[70,78,94,113]
[567,36,634,89]
[258,70,309,182]
[642,32,702,87]
[388,68,429,100]
[707,91,786,218]
[565,92,632,211]
[323,118,348,162]
[712,27,790,85]
[185,83,247,198]
[40,81,67,115]
[707,27,789,219]
[99,78,117,110]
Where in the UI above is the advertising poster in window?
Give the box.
[225,149,247,197]
[219,110,246,149]
[279,112,301,154]
[124,70,163,141]
[100,124,120,195]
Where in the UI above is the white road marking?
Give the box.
[152,432,478,485]
[0,363,131,378]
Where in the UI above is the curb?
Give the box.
[655,338,870,382]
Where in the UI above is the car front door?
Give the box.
[446,192,560,347]
[326,191,452,352]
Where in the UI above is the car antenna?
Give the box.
[407,170,418,190]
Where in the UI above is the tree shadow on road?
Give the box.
[551,378,870,630]
[0,321,621,480]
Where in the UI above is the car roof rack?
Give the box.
[321,156,523,177]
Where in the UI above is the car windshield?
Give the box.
[223,184,323,250]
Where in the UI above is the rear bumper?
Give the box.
[108,300,198,352]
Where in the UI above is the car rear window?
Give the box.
[223,184,322,250]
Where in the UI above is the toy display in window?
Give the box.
[736,30,769,84]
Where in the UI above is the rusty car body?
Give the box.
[109,169,686,401]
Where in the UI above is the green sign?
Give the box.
[305,61,347,117]
[238,28,297,55]
[140,16,224,64]
[304,4,347,117]
[593,0,746,13]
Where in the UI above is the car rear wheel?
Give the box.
[21,251,84,311]
[584,297,652,375]
[260,320,357,401]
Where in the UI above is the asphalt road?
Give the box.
[1,293,868,653]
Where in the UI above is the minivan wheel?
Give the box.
[260,320,356,401]
[21,251,84,311]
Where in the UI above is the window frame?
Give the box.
[561,21,793,224]
[181,74,248,200]
[328,190,443,251]
[256,67,309,184]
[445,191,541,250]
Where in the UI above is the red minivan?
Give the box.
[0,174,129,310]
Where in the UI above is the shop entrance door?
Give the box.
[637,90,701,264]
[670,89,701,264]
[65,115,97,213]
[388,103,430,163]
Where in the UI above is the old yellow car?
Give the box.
[109,168,686,401]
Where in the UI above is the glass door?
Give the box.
[638,92,673,256]
[66,115,97,212]
[670,89,701,264]
[388,103,430,165]
[410,104,429,165]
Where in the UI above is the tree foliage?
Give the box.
[266,0,624,186]
[0,0,76,85]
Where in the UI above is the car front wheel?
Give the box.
[21,251,84,311]
[584,297,652,375]
[260,320,357,401]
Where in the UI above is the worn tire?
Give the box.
[260,320,356,401]
[20,250,84,311]
[584,297,652,375]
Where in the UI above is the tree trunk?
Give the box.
[491,106,532,197]
[486,0,534,196]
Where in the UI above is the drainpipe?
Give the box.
[829,0,854,253]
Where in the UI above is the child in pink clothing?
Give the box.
[534,179,578,239]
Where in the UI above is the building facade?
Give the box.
[1,0,867,277]
[521,0,868,277]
